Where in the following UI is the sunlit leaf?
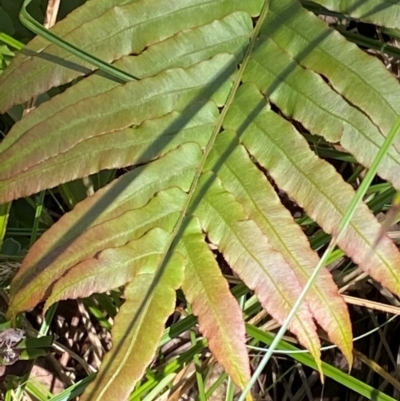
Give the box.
[193,174,322,369]
[180,219,251,388]
[80,251,185,401]
[208,132,353,364]
[225,83,400,297]
[8,144,200,317]
[0,0,262,112]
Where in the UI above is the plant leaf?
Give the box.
[8,144,199,317]
[309,0,400,29]
[3,0,400,398]
[208,131,353,365]
[180,219,251,389]
[193,173,322,370]
[225,82,400,297]
[79,250,185,401]
[44,228,177,311]
[0,0,263,112]
[0,54,235,204]
[1,10,253,150]
[258,0,400,188]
